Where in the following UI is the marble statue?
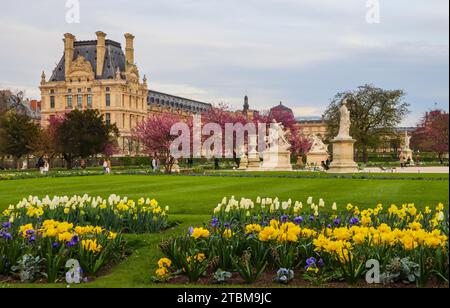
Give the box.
[309,134,328,153]
[260,120,292,171]
[337,99,351,139]
[404,131,411,150]
[306,134,329,166]
[266,120,291,151]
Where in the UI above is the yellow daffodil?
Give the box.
[190,227,210,239]
[158,258,172,268]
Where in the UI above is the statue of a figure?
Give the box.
[337,99,351,138]
[309,134,328,153]
[266,120,290,150]
[404,131,411,150]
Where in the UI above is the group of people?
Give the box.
[36,157,50,174]
[102,159,112,174]
[399,155,413,168]
[321,159,331,171]
[151,158,161,172]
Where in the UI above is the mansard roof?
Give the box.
[49,40,126,82]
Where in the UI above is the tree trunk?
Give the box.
[65,154,73,170]
[438,152,443,165]
[362,146,369,163]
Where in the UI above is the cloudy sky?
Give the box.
[0,0,448,125]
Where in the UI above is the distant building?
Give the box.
[238,95,259,120]
[148,90,211,116]
[0,90,41,123]
[40,32,212,154]
[268,102,328,139]
[296,116,328,139]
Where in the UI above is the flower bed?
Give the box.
[2,194,171,234]
[0,169,156,181]
[0,220,124,283]
[154,197,449,287]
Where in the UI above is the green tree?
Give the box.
[56,109,119,169]
[324,84,410,163]
[0,111,40,169]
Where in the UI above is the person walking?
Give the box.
[152,157,157,172]
[37,156,45,174]
[43,160,50,174]
[103,159,108,174]
[106,159,112,174]
[400,155,405,168]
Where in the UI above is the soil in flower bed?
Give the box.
[167,271,449,288]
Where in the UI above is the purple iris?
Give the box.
[294,216,304,225]
[350,217,360,225]
[333,218,341,226]
[211,217,220,228]
[304,257,317,271]
[309,215,315,222]
[52,242,60,248]
[318,258,325,267]
[188,227,194,235]
[2,222,11,229]
[26,229,35,235]
[306,257,317,266]
[281,215,289,223]
[1,232,12,240]
[66,235,79,247]
[28,236,36,243]
[224,222,231,229]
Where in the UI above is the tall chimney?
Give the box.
[124,33,135,67]
[96,31,107,77]
[64,33,75,76]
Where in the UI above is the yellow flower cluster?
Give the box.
[245,224,262,234]
[223,229,233,239]
[74,225,104,235]
[17,220,118,250]
[81,239,103,253]
[3,195,169,224]
[190,227,210,240]
[26,206,44,218]
[314,224,448,263]
[155,257,172,279]
[255,220,317,243]
[19,223,34,237]
[187,253,206,263]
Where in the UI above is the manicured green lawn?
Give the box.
[0,174,448,288]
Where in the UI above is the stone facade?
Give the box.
[296,117,328,139]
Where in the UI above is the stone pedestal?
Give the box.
[172,160,181,173]
[296,156,304,167]
[238,154,249,170]
[261,149,292,171]
[246,134,262,171]
[307,152,329,166]
[328,138,358,173]
[400,148,414,165]
[246,155,261,171]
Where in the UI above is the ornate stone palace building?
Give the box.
[40,32,211,154]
